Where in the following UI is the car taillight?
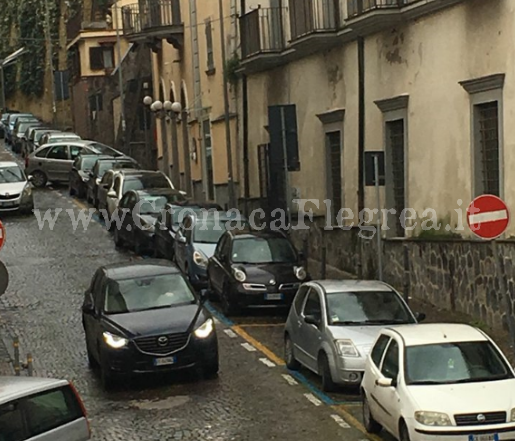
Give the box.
[69,381,90,437]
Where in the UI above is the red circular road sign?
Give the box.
[467,195,509,239]
[0,220,4,250]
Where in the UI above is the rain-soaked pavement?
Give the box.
[0,144,376,440]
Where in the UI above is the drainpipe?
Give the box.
[357,36,365,214]
[241,0,249,216]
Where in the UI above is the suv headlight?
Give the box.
[103,331,128,349]
[415,411,452,426]
[233,267,246,282]
[22,186,32,197]
[335,339,359,357]
[193,251,208,268]
[295,266,307,280]
[194,318,214,339]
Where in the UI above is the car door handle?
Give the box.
[297,320,302,327]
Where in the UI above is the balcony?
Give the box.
[121,0,183,50]
[240,7,289,74]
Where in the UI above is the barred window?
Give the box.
[386,119,405,237]
[475,101,500,196]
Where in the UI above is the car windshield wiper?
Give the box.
[362,319,411,325]
[453,375,510,384]
[331,320,369,326]
[409,380,449,385]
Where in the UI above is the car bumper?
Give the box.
[232,283,299,308]
[408,419,515,441]
[333,356,366,384]
[102,334,218,375]
[0,195,33,212]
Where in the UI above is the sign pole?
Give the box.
[374,154,383,281]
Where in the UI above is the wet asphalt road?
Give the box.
[0,144,380,440]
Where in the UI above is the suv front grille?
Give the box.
[454,411,506,426]
[134,332,190,355]
[0,194,20,200]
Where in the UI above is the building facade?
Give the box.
[239,0,511,237]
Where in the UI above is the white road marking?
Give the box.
[241,343,256,352]
[304,393,322,406]
[331,414,351,428]
[282,374,298,386]
[469,209,508,224]
[259,358,276,367]
[223,329,237,338]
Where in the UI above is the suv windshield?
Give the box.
[231,236,297,264]
[81,157,98,171]
[98,161,135,176]
[139,194,186,214]
[104,273,195,314]
[0,166,24,183]
[405,341,514,385]
[325,291,414,326]
[87,142,118,155]
[123,176,170,193]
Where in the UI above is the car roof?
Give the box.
[135,188,182,197]
[385,323,488,346]
[0,161,21,168]
[96,157,133,163]
[0,376,69,405]
[312,279,395,294]
[230,229,286,240]
[102,259,181,281]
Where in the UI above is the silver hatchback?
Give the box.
[284,280,424,391]
[0,376,90,440]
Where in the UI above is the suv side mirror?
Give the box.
[415,312,426,322]
[304,314,321,327]
[27,175,33,182]
[82,302,94,315]
[107,190,117,198]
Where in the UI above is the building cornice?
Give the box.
[316,108,345,124]
[459,73,505,94]
[374,94,409,113]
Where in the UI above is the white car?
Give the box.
[362,323,515,441]
[0,161,34,214]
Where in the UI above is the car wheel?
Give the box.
[284,334,301,370]
[31,171,47,188]
[399,421,410,441]
[221,282,240,316]
[318,352,337,392]
[363,393,382,433]
[86,345,98,369]
[114,227,124,248]
[68,183,75,196]
[99,353,116,391]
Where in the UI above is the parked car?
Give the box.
[207,228,305,315]
[0,161,34,214]
[362,323,515,441]
[22,125,49,157]
[112,189,186,253]
[284,280,424,391]
[31,128,60,151]
[0,111,17,138]
[39,132,81,146]
[13,120,42,154]
[81,260,219,390]
[69,154,113,199]
[5,113,34,144]
[26,142,121,188]
[176,211,249,291]
[97,169,174,221]
[0,376,91,440]
[86,157,139,207]
[153,201,224,260]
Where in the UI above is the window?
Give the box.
[381,340,399,380]
[47,145,68,160]
[24,386,83,438]
[386,119,405,237]
[89,46,114,70]
[371,335,391,367]
[35,147,51,158]
[475,101,500,196]
[303,290,321,319]
[202,120,214,200]
[215,234,227,257]
[0,400,25,441]
[326,131,342,218]
[205,20,214,72]
[294,286,310,314]
[69,146,83,160]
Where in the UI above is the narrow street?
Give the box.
[0,144,376,440]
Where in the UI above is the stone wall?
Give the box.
[289,217,515,333]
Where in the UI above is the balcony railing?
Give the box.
[122,0,182,36]
[240,7,286,59]
[289,0,341,41]
[347,0,402,17]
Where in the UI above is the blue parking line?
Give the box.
[205,302,234,326]
[288,370,336,405]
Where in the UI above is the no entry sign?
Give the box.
[0,220,4,250]
[467,195,509,239]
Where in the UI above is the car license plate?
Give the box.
[469,434,499,441]
[154,356,176,366]
[265,293,283,301]
[0,201,15,207]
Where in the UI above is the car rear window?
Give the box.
[23,385,84,438]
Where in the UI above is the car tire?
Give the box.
[284,334,301,370]
[31,171,47,188]
[221,282,240,316]
[99,354,116,391]
[318,352,337,392]
[399,421,410,441]
[363,393,382,434]
[86,345,98,369]
[68,183,75,196]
